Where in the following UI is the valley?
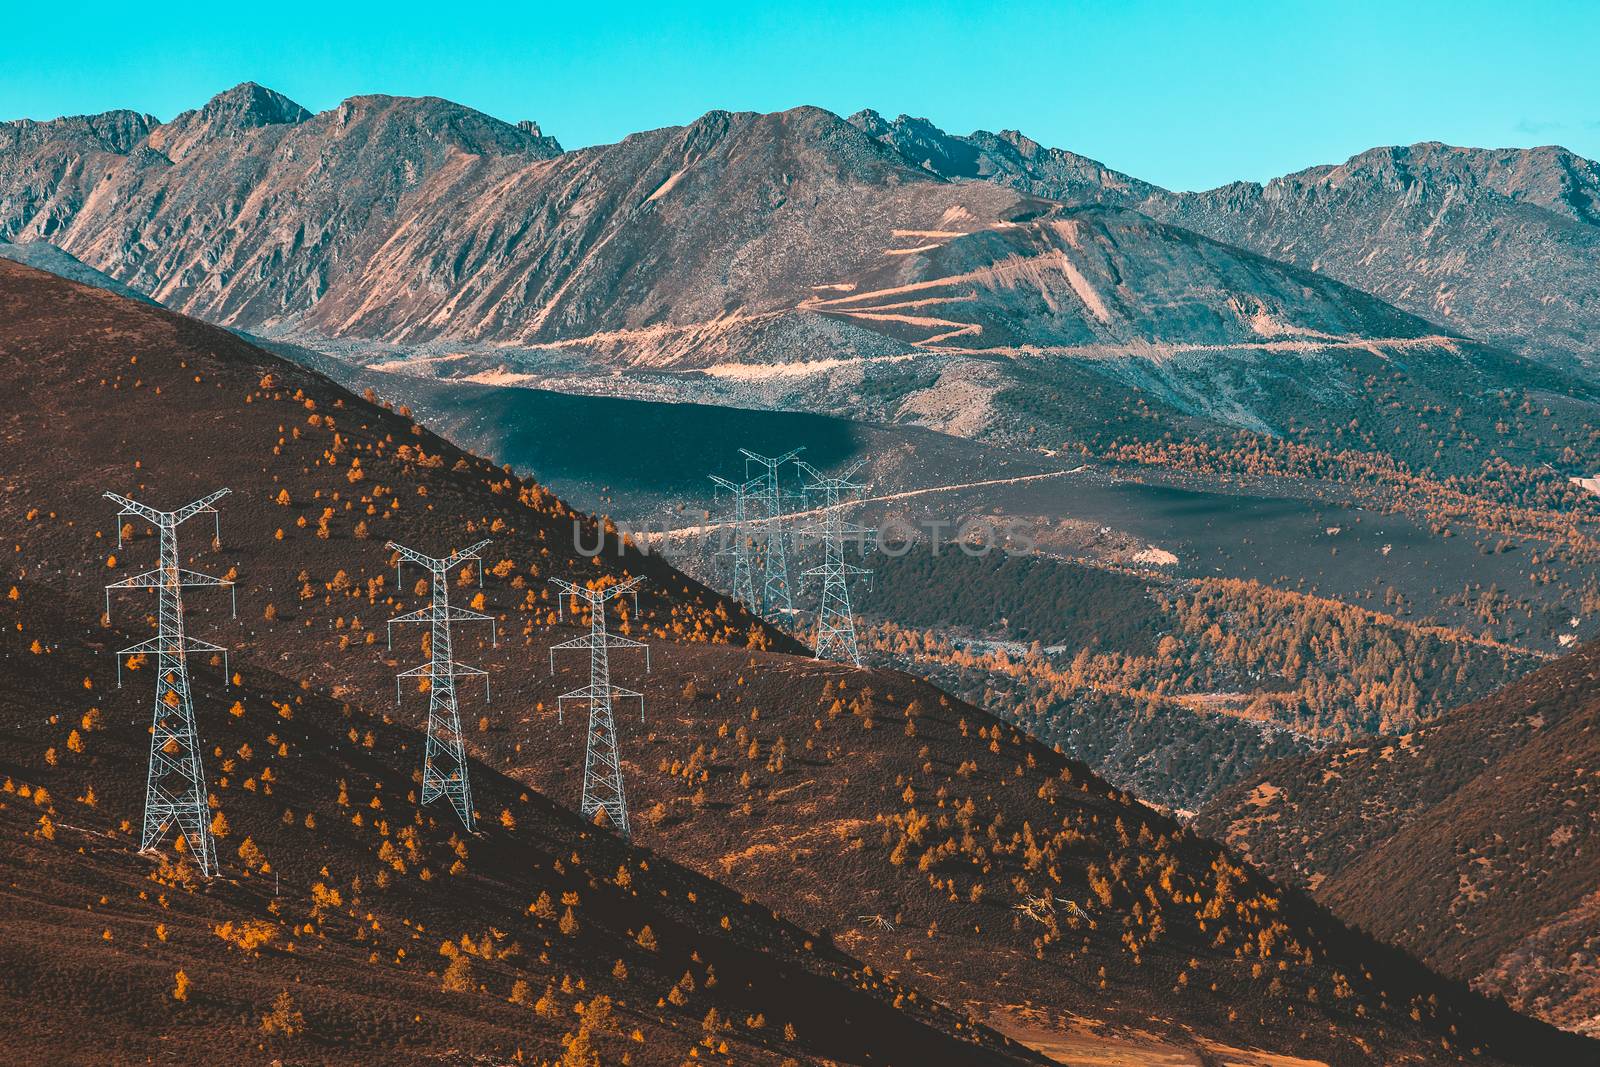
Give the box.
[4,72,1600,1061]
[3,221,1593,1067]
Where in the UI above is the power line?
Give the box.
[795,461,875,667]
[741,448,804,617]
[708,472,763,608]
[104,488,235,878]
[386,538,494,832]
[548,577,650,837]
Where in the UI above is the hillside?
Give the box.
[1196,640,1600,1037]
[859,551,1547,809]
[493,634,1599,1065]
[848,112,1600,371]
[3,259,1595,1063]
[0,239,160,306]
[0,578,1025,1065]
[1152,143,1600,371]
[0,257,1044,1063]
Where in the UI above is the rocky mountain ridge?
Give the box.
[4,88,1596,430]
[850,108,1600,367]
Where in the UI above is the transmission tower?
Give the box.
[104,488,235,878]
[708,472,762,607]
[741,448,803,616]
[796,461,875,667]
[386,539,495,831]
[548,577,651,837]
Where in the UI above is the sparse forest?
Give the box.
[867,553,1545,806]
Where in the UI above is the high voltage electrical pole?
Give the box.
[796,461,875,667]
[104,489,235,878]
[549,577,650,837]
[386,539,494,831]
[742,447,803,616]
[708,472,762,607]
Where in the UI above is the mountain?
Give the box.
[1195,639,1600,1037]
[0,83,562,329]
[847,108,1160,208]
[2,257,1594,1064]
[0,257,1040,1065]
[862,550,1549,811]
[849,114,1600,371]
[0,238,160,305]
[9,90,1600,1025]
[6,87,1600,496]
[1150,143,1600,370]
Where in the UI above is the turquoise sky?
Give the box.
[4,0,1596,190]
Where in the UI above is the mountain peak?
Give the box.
[0,108,158,154]
[321,94,562,158]
[144,82,309,161]
[993,128,1043,157]
[848,110,1158,205]
[516,118,563,155]
[847,106,886,130]
[198,81,311,128]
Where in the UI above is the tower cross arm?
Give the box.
[170,489,231,526]
[797,460,868,490]
[385,541,434,571]
[740,447,804,466]
[384,604,489,630]
[550,633,601,652]
[598,576,645,604]
[387,604,494,642]
[801,562,873,578]
[104,488,230,526]
[387,606,437,627]
[548,577,582,598]
[113,634,228,658]
[604,634,649,651]
[550,575,644,605]
[106,566,232,592]
[397,660,488,680]
[711,473,765,496]
[105,570,165,593]
[443,539,492,570]
[386,538,490,572]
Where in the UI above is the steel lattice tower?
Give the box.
[386,539,495,831]
[796,461,875,667]
[548,577,650,836]
[104,489,236,878]
[708,472,762,607]
[741,448,803,616]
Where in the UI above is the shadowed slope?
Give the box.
[1198,640,1600,1035]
